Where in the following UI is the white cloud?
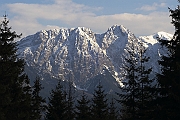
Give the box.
[80,12,173,36]
[137,2,167,11]
[5,0,173,38]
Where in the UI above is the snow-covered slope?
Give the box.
[17,25,173,94]
[139,32,173,73]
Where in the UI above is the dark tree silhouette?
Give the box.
[117,37,139,120]
[91,82,109,120]
[45,81,67,120]
[64,81,75,120]
[76,91,91,120]
[31,76,46,120]
[0,15,32,120]
[155,2,180,119]
[108,98,119,120]
[136,41,154,119]
[117,35,154,119]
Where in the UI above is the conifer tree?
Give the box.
[31,76,46,120]
[76,92,91,120]
[45,81,67,120]
[0,15,32,120]
[155,2,180,119]
[108,98,119,120]
[91,82,109,120]
[117,37,139,120]
[20,76,33,119]
[136,42,154,119]
[64,81,75,120]
[117,36,154,119]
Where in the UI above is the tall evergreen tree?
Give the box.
[136,41,154,119]
[154,2,180,119]
[117,37,154,119]
[45,81,67,120]
[75,91,91,120]
[91,82,109,120]
[64,81,75,120]
[0,15,32,120]
[31,76,46,120]
[117,37,139,120]
[108,98,119,120]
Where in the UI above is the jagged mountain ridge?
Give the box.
[17,25,173,94]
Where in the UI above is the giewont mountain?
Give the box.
[17,25,173,95]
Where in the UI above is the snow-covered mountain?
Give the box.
[139,31,173,73]
[17,25,173,95]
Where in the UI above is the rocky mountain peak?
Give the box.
[17,25,173,95]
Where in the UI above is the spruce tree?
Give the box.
[75,92,91,120]
[108,98,119,120]
[20,76,33,119]
[45,81,67,120]
[117,37,139,120]
[0,15,32,120]
[64,81,75,120]
[136,41,154,119]
[31,76,46,120]
[155,2,180,119]
[117,37,154,119]
[91,82,109,120]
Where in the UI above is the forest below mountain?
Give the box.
[0,2,180,120]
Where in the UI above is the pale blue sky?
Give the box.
[0,0,179,37]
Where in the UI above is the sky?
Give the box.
[0,0,179,37]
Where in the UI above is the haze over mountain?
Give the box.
[17,25,173,96]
